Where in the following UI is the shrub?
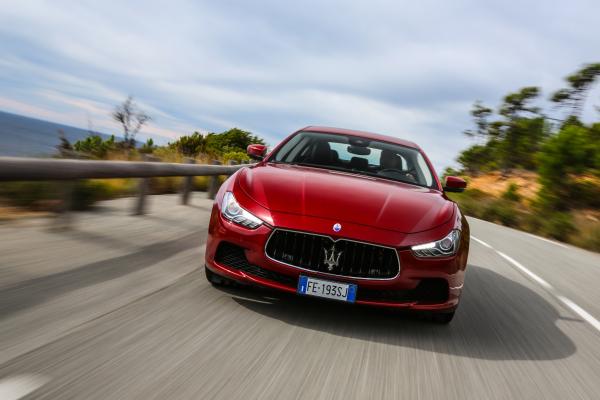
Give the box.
[0,181,59,210]
[222,150,250,164]
[482,199,520,227]
[71,181,112,210]
[73,135,117,159]
[572,224,600,252]
[502,182,521,202]
[526,210,576,241]
[447,188,493,219]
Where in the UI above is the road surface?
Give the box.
[0,194,599,399]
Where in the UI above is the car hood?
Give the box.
[238,164,454,234]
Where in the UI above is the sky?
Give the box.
[1,0,600,170]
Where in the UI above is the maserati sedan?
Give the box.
[205,126,469,323]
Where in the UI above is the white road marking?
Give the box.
[471,235,600,334]
[470,236,492,249]
[557,296,600,333]
[0,375,50,400]
[496,251,554,290]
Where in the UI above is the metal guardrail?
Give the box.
[0,156,250,226]
[0,157,244,181]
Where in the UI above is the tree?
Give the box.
[461,87,545,171]
[204,128,265,156]
[499,86,541,119]
[551,63,600,118]
[464,101,492,138]
[170,128,265,158]
[537,125,596,210]
[112,96,151,148]
[171,131,206,157]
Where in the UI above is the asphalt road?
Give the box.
[1,194,599,400]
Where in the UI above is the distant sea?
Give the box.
[0,110,116,157]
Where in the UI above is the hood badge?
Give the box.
[323,245,343,271]
[333,223,342,232]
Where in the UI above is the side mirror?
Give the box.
[444,176,467,193]
[247,144,267,161]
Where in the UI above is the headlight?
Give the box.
[411,230,461,258]
[221,191,263,229]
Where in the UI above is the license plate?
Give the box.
[297,276,357,303]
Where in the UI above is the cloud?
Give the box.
[1,0,600,169]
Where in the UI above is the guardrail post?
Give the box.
[207,160,221,200]
[133,155,155,215]
[50,180,76,231]
[181,158,195,205]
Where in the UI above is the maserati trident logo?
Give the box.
[323,245,343,271]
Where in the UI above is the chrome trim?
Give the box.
[264,228,401,280]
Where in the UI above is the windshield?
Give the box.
[270,131,436,188]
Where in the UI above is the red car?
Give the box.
[205,126,469,323]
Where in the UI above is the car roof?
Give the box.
[301,126,420,150]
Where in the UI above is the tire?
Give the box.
[430,311,455,324]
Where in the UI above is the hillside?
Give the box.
[467,170,540,201]
[449,170,600,252]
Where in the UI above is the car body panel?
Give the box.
[237,163,454,234]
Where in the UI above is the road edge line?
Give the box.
[471,235,600,334]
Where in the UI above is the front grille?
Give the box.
[265,229,399,279]
[215,242,296,286]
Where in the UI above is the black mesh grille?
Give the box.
[265,230,399,279]
[215,242,296,286]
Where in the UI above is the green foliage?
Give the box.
[169,128,264,159]
[0,181,58,209]
[139,138,156,154]
[457,142,500,173]
[525,211,576,242]
[204,128,265,156]
[551,63,600,117]
[222,151,250,164]
[502,183,521,202]
[536,124,598,210]
[442,167,460,177]
[482,198,520,227]
[0,180,113,211]
[71,181,111,210]
[171,131,206,157]
[73,135,116,159]
[499,86,541,118]
[447,188,493,219]
[459,88,547,173]
[463,101,492,138]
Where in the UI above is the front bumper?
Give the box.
[205,206,466,311]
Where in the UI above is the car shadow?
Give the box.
[218,265,577,361]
